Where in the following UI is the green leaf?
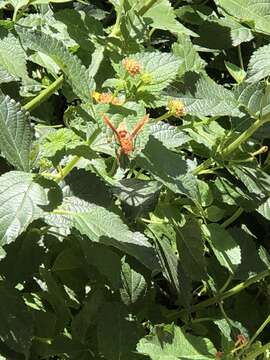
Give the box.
[18,28,94,101]
[50,197,160,271]
[138,136,196,197]
[137,323,216,359]
[0,65,17,84]
[127,52,181,93]
[0,282,33,357]
[0,171,48,245]
[225,61,246,84]
[0,28,30,83]
[257,197,270,220]
[247,44,270,83]
[150,122,190,149]
[171,72,243,117]
[227,164,270,197]
[98,302,143,360]
[176,218,207,281]
[203,223,241,273]
[0,93,32,171]
[172,35,206,76]
[214,0,270,36]
[120,258,147,305]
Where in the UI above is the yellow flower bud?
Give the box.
[167,99,186,118]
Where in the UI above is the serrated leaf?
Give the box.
[170,72,243,117]
[137,323,216,359]
[120,258,147,305]
[227,164,270,197]
[98,302,143,360]
[18,28,94,101]
[0,65,17,84]
[257,197,270,220]
[0,28,30,83]
[225,61,246,84]
[0,93,32,171]
[172,34,205,76]
[129,52,181,93]
[247,44,270,83]
[214,0,270,36]
[136,0,197,37]
[0,171,48,245]
[203,223,241,273]
[150,122,190,149]
[138,136,197,198]
[50,197,160,271]
[0,282,33,357]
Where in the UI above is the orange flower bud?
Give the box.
[122,58,141,77]
[167,99,186,118]
[92,91,122,105]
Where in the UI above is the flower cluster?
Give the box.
[122,58,141,77]
[92,91,122,105]
[167,99,186,118]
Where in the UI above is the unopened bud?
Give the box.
[122,58,141,77]
[167,99,186,118]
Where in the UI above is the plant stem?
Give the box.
[222,117,268,158]
[244,341,270,360]
[221,207,244,228]
[110,0,125,37]
[192,158,214,175]
[169,269,270,319]
[138,0,156,16]
[155,111,172,122]
[56,155,81,182]
[241,314,270,356]
[23,75,64,112]
[237,45,244,70]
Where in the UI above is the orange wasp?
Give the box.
[103,114,149,157]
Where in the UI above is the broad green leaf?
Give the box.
[18,28,94,101]
[124,52,181,93]
[214,0,270,36]
[98,302,143,360]
[227,164,270,197]
[225,61,246,84]
[0,28,30,83]
[247,44,270,83]
[150,122,190,149]
[113,179,161,219]
[172,34,206,76]
[138,136,196,197]
[176,218,207,281]
[128,0,196,37]
[0,171,48,245]
[171,72,243,117]
[0,65,17,84]
[137,323,216,359]
[0,93,32,171]
[120,258,147,305]
[257,197,270,220]
[203,223,241,273]
[0,282,33,357]
[219,17,254,47]
[49,197,160,271]
[234,81,270,117]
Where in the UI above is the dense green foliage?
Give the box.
[0,0,270,359]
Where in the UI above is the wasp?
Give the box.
[103,114,149,157]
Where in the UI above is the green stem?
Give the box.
[110,0,125,37]
[155,111,172,122]
[138,0,156,16]
[237,45,244,70]
[192,158,214,176]
[169,269,270,319]
[222,117,269,158]
[23,75,64,112]
[244,341,270,360]
[56,155,81,182]
[241,314,270,356]
[221,207,244,228]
